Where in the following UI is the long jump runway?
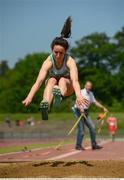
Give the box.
[0,140,124,162]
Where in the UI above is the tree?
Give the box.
[0,60,9,76]
[113,27,124,71]
[70,30,124,109]
[71,32,117,74]
[0,53,49,113]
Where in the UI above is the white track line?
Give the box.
[0,151,24,156]
[47,139,110,161]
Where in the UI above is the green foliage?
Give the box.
[0,60,9,76]
[0,53,49,113]
[70,28,124,111]
[0,27,124,113]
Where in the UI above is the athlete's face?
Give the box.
[52,45,66,61]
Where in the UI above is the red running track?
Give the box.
[0,139,124,162]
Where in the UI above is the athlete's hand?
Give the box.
[22,97,32,107]
[76,95,89,108]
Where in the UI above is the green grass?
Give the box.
[0,112,75,122]
[0,112,123,119]
[0,112,124,128]
[0,139,74,154]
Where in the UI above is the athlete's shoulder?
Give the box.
[67,55,75,61]
[43,55,51,62]
[67,55,76,67]
[42,55,52,68]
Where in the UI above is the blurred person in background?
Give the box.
[72,81,108,150]
[107,114,117,142]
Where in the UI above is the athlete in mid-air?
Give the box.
[22,17,88,120]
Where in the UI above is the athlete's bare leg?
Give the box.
[40,77,57,120]
[58,77,74,97]
[43,77,57,106]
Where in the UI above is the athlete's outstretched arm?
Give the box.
[22,57,52,107]
[67,57,89,106]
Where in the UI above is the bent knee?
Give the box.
[58,77,70,87]
[47,78,57,86]
[58,77,66,85]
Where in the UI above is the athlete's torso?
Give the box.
[49,53,70,78]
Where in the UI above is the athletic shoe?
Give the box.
[75,146,85,151]
[92,144,103,150]
[39,100,49,120]
[53,87,62,107]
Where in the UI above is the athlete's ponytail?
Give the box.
[60,16,72,38]
[51,16,72,51]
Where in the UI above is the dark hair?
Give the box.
[51,16,72,51]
